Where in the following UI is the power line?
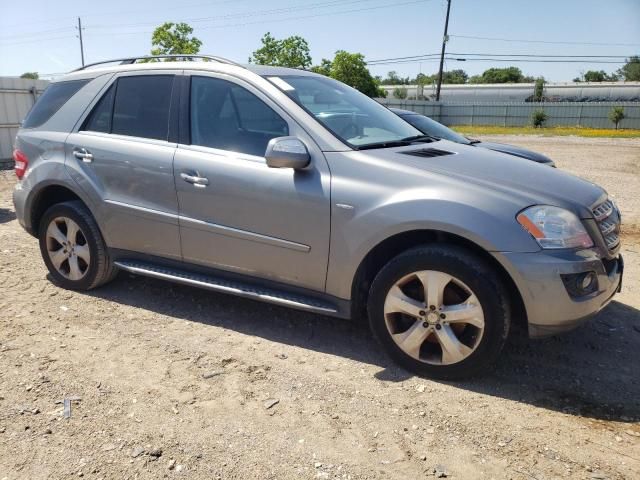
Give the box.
[369,57,629,66]
[449,34,640,47]
[368,52,636,64]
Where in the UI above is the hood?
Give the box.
[474,141,555,165]
[362,140,604,218]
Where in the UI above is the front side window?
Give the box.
[23,79,89,128]
[82,75,173,141]
[266,75,421,149]
[190,76,288,157]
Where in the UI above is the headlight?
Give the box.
[517,205,593,249]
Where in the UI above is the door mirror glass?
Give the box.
[265,137,310,169]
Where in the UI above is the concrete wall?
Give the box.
[378,100,640,129]
[0,77,48,168]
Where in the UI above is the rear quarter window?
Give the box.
[22,79,89,128]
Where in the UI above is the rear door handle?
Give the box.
[73,147,93,163]
[180,171,209,188]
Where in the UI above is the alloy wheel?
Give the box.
[45,217,91,281]
[383,270,485,365]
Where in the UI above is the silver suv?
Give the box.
[12,55,623,379]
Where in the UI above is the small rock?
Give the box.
[149,448,163,458]
[130,447,145,458]
[314,462,323,468]
[331,414,339,420]
[415,385,426,393]
[590,473,608,480]
[426,428,435,434]
[101,443,116,451]
[168,459,176,470]
[32,408,40,415]
[175,464,184,473]
[202,371,224,379]
[26,385,33,392]
[0,427,5,433]
[420,455,427,461]
[264,399,279,410]
[614,436,622,442]
[625,429,640,437]
[434,464,449,478]
[44,428,52,435]
[275,353,288,359]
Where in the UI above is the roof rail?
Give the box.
[73,54,243,72]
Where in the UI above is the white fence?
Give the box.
[378,99,640,129]
[0,77,48,167]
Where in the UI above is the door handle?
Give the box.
[180,172,209,188]
[73,147,93,163]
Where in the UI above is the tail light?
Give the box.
[13,149,28,179]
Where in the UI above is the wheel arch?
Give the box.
[350,229,527,331]
[28,182,94,236]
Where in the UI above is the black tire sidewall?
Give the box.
[368,245,510,380]
[38,202,102,291]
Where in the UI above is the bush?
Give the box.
[393,87,408,100]
[608,106,625,130]
[531,109,548,128]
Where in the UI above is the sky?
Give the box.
[1,0,639,82]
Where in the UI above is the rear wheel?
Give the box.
[368,245,510,379]
[39,201,117,290]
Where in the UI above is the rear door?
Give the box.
[173,72,331,291]
[66,72,182,260]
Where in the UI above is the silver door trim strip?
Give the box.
[104,199,179,224]
[179,215,311,253]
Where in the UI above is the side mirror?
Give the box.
[265,137,310,169]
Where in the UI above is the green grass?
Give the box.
[450,125,640,138]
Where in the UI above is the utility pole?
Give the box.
[77,17,85,67]
[435,0,451,101]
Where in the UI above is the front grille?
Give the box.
[592,198,621,251]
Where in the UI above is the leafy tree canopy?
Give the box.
[469,66,532,84]
[151,22,202,55]
[573,70,619,82]
[311,51,383,97]
[617,56,640,81]
[249,32,312,69]
[20,72,39,79]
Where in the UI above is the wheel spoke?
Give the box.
[67,255,83,280]
[416,271,450,308]
[392,321,431,359]
[384,285,423,317]
[75,244,91,263]
[434,324,473,364]
[65,219,80,245]
[49,248,67,269]
[46,222,67,246]
[441,303,484,328]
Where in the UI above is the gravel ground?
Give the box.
[0,136,639,480]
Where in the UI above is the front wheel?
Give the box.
[368,245,511,379]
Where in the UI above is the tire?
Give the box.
[367,245,510,380]
[38,200,118,291]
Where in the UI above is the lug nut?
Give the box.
[422,322,428,328]
[440,314,446,319]
[429,305,436,311]
[435,324,442,330]
[419,310,426,316]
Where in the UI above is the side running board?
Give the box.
[114,260,340,316]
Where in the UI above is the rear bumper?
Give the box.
[497,249,622,338]
[12,181,31,233]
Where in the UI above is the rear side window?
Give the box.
[190,76,288,157]
[22,79,89,128]
[82,75,173,141]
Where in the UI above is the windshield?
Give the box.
[400,113,470,144]
[266,75,422,149]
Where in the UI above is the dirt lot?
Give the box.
[0,136,639,480]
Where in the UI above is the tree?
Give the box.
[249,32,311,69]
[469,67,529,84]
[393,87,408,99]
[531,109,548,128]
[151,22,202,56]
[617,56,640,81]
[574,70,619,82]
[533,77,545,102]
[310,58,332,76]
[441,69,468,84]
[20,72,39,79]
[608,106,625,129]
[414,73,431,86]
[380,70,410,85]
[312,50,381,97]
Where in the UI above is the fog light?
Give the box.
[561,271,598,298]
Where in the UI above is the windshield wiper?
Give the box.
[400,134,438,143]
[356,140,412,150]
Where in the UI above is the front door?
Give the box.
[66,73,181,260]
[174,74,331,291]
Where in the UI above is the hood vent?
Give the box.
[401,148,454,158]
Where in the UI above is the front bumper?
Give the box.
[497,248,623,338]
